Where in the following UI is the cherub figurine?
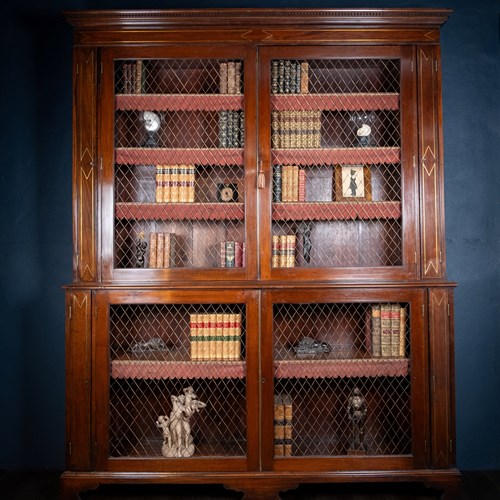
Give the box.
[348,387,367,452]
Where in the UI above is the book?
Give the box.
[380,304,392,357]
[274,395,285,457]
[273,164,282,202]
[283,395,293,456]
[371,304,381,357]
[399,306,407,357]
[219,62,228,94]
[391,304,401,357]
[149,232,158,268]
[190,313,199,361]
[300,61,309,94]
[222,313,231,360]
[215,313,224,360]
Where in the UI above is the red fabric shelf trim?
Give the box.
[271,93,399,111]
[274,358,410,379]
[272,201,401,221]
[272,147,400,165]
[115,148,244,166]
[115,202,245,221]
[116,93,244,112]
[111,360,246,379]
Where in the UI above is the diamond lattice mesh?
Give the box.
[114,59,245,269]
[271,59,402,268]
[272,302,411,457]
[109,303,247,458]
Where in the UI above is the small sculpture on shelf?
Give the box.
[347,387,367,454]
[156,386,207,458]
[130,337,167,352]
[293,336,332,357]
[135,232,148,268]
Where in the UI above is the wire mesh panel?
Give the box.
[272,302,411,457]
[270,58,402,269]
[109,303,247,458]
[114,59,245,269]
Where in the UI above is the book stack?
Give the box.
[149,232,176,268]
[371,304,406,358]
[219,111,244,148]
[122,60,144,94]
[189,313,242,361]
[272,235,296,268]
[155,165,196,203]
[271,110,321,149]
[220,241,245,268]
[273,164,306,202]
[271,60,309,94]
[274,395,293,456]
[219,61,243,94]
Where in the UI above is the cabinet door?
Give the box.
[258,47,418,281]
[261,289,427,471]
[93,289,259,472]
[100,46,257,282]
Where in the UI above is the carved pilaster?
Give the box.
[73,47,97,282]
[418,46,446,279]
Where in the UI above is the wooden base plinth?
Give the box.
[60,469,461,500]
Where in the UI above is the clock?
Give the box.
[217,183,238,203]
[141,111,161,147]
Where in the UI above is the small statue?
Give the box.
[130,337,167,352]
[136,233,148,268]
[157,386,206,458]
[350,111,375,147]
[293,336,332,357]
[348,387,367,453]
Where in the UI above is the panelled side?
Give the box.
[65,290,93,470]
[73,47,98,282]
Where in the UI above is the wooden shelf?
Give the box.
[111,359,246,379]
[271,147,400,165]
[115,202,245,221]
[116,147,244,166]
[272,201,401,221]
[271,93,399,111]
[274,357,410,379]
[116,93,244,111]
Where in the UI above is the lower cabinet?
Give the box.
[63,286,458,498]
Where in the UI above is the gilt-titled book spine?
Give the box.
[219,62,228,94]
[274,395,285,457]
[399,306,406,357]
[380,304,392,357]
[283,395,293,456]
[391,304,401,357]
[371,304,382,357]
[300,61,309,94]
[190,313,199,361]
[222,313,231,360]
[273,164,282,202]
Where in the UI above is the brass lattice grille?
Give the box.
[114,59,245,270]
[271,58,402,269]
[272,302,411,457]
[109,303,247,458]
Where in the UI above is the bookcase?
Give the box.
[62,9,459,499]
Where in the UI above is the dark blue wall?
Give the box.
[1,0,499,470]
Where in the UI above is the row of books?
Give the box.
[220,241,245,268]
[155,165,196,203]
[274,395,293,456]
[272,235,296,268]
[219,111,244,148]
[273,164,306,202]
[189,313,242,361]
[271,110,322,149]
[122,60,145,94]
[371,304,406,358]
[149,232,176,268]
[219,61,243,94]
[271,60,309,94]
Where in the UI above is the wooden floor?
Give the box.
[1,470,500,499]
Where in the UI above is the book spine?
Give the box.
[272,111,280,149]
[391,304,401,357]
[283,395,293,456]
[170,165,179,203]
[227,61,236,94]
[292,164,299,202]
[272,235,279,268]
[222,313,230,360]
[135,59,143,94]
[274,395,285,457]
[219,111,228,148]
[188,164,195,203]
[235,241,244,268]
[204,313,214,361]
[371,304,381,357]
[235,312,242,360]
[225,241,236,268]
[399,306,407,357]
[190,313,199,361]
[235,61,242,94]
[271,60,279,94]
[156,233,164,268]
[380,304,392,357]
[298,168,306,202]
[220,241,226,268]
[155,166,163,203]
[219,62,228,94]
[209,313,217,361]
[273,164,282,202]
[149,232,158,268]
[300,61,309,94]
[215,313,224,361]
